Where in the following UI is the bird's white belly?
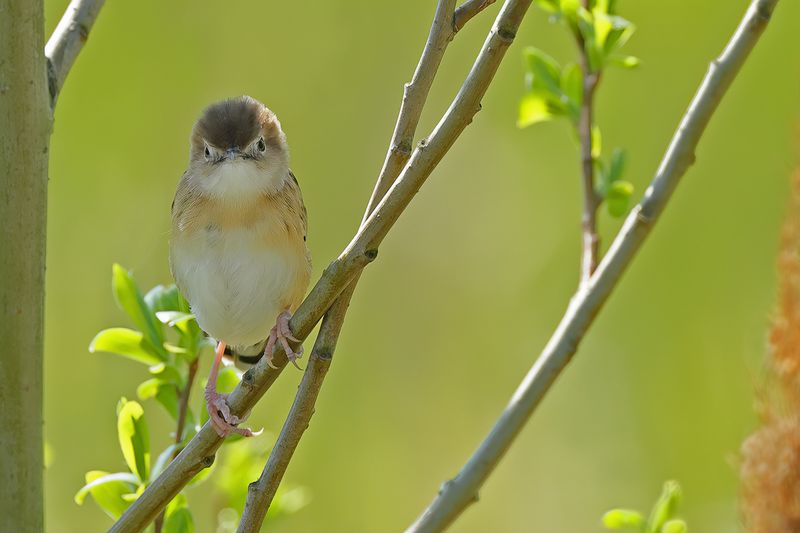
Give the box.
[173,227,296,346]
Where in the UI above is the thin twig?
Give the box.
[364,0,459,219]
[576,0,601,285]
[174,358,199,447]
[110,1,531,529]
[453,0,497,33]
[237,304,343,532]
[44,0,106,107]
[154,357,198,533]
[237,0,502,526]
[406,0,781,531]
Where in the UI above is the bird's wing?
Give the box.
[288,169,308,243]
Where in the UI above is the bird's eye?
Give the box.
[204,146,211,160]
[257,137,266,153]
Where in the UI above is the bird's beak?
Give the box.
[224,148,241,161]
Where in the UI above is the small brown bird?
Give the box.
[170,96,311,437]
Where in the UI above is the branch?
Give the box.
[111,0,531,530]
[364,0,460,219]
[154,357,199,533]
[453,0,497,33]
[237,0,502,526]
[576,0,601,285]
[237,300,344,532]
[44,0,106,107]
[407,0,780,530]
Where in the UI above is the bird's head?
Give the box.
[189,96,289,198]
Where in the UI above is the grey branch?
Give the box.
[237,0,501,527]
[44,0,106,106]
[406,0,781,531]
[110,0,531,530]
[237,302,342,532]
[364,0,459,220]
[453,0,497,33]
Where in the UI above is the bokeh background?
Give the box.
[43,0,800,531]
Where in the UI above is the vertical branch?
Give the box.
[0,1,51,530]
[407,0,780,530]
[576,0,601,285]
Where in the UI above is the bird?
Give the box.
[169,96,311,437]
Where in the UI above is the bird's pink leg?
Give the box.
[205,341,256,438]
[264,310,304,370]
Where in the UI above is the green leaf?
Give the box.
[603,15,635,56]
[117,399,150,483]
[137,378,180,419]
[647,481,682,533]
[662,520,687,533]
[602,508,646,530]
[164,494,194,533]
[112,264,164,348]
[591,125,602,159]
[89,328,165,365]
[523,47,563,96]
[74,471,138,519]
[156,311,196,327]
[607,148,627,184]
[149,362,183,386]
[144,284,183,314]
[608,54,640,69]
[518,93,555,128]
[606,180,634,217]
[560,62,582,121]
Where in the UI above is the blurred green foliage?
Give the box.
[43,0,799,531]
[76,266,307,530]
[519,0,637,217]
[602,480,687,533]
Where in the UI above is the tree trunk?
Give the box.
[0,0,51,530]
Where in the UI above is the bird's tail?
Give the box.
[223,339,268,368]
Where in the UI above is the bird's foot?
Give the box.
[205,389,259,438]
[264,310,304,370]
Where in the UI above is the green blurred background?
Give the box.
[43,0,799,531]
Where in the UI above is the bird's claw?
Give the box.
[205,390,261,438]
[264,310,304,370]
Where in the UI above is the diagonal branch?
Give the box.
[45,0,106,107]
[406,0,781,531]
[237,0,503,526]
[453,0,497,33]
[110,0,529,530]
[237,301,343,532]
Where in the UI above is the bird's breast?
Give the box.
[170,196,308,347]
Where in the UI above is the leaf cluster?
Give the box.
[75,265,308,530]
[602,480,688,533]
[518,0,639,217]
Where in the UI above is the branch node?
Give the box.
[496,26,516,43]
[201,455,215,468]
[364,249,379,262]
